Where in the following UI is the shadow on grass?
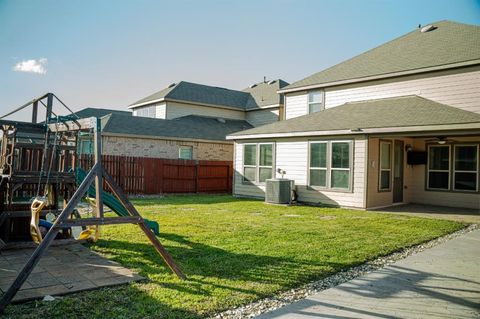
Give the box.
[92,232,349,298]
[2,283,201,319]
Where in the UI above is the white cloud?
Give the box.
[13,58,47,74]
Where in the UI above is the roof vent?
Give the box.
[167,83,176,88]
[420,24,437,33]
[268,80,276,85]
[249,84,257,88]
[217,118,226,123]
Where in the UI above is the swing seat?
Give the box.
[30,197,47,244]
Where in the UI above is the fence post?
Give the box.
[195,160,200,193]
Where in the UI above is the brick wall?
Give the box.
[102,135,233,161]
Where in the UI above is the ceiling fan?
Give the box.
[425,136,457,144]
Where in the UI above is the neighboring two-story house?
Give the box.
[74,79,288,161]
[228,20,480,210]
[128,79,289,127]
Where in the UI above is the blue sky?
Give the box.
[1,0,479,120]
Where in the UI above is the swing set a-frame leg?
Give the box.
[0,163,98,313]
[0,164,185,314]
[102,168,186,279]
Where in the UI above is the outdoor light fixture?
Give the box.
[405,144,413,152]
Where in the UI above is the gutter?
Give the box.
[227,123,480,140]
[277,60,480,94]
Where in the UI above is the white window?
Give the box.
[309,140,352,190]
[179,146,193,160]
[427,145,450,190]
[243,143,274,183]
[453,145,478,191]
[379,141,392,190]
[133,105,156,118]
[308,90,324,114]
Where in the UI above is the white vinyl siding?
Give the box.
[284,67,480,120]
[165,101,245,120]
[245,108,280,127]
[325,67,480,114]
[285,92,308,120]
[234,136,367,208]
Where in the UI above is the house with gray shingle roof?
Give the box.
[73,79,287,162]
[228,20,480,210]
[128,79,289,127]
[73,107,253,161]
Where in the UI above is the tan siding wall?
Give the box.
[233,136,367,208]
[409,136,480,209]
[165,101,245,120]
[245,108,279,127]
[326,67,480,113]
[103,135,233,161]
[285,91,308,120]
[366,137,415,208]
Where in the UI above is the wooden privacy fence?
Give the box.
[79,155,233,195]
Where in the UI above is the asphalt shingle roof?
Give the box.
[102,113,253,141]
[283,20,480,91]
[229,96,480,137]
[74,107,131,118]
[130,80,289,110]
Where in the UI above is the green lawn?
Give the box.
[4,195,464,318]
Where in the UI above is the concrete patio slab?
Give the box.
[256,230,480,319]
[0,243,143,303]
[373,204,480,223]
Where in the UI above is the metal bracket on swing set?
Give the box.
[0,95,186,314]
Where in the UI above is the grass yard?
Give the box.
[4,195,465,318]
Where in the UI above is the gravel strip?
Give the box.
[211,224,478,319]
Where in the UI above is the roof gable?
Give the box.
[243,79,289,109]
[283,21,480,91]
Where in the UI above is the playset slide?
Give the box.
[75,168,160,235]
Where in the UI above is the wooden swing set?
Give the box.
[0,93,185,313]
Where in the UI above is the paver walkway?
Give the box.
[257,230,480,319]
[0,244,143,302]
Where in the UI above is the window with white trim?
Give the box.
[309,142,327,187]
[308,91,324,114]
[309,140,352,190]
[178,146,193,160]
[133,105,156,118]
[379,141,392,190]
[243,143,274,183]
[427,145,450,190]
[454,145,478,191]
